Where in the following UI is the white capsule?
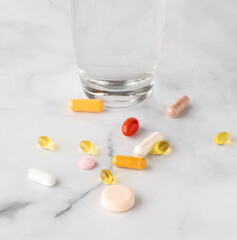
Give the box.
[134,132,163,157]
[28,168,56,187]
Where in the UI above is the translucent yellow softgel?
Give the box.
[100,169,114,184]
[80,140,95,154]
[38,136,55,150]
[214,132,230,145]
[152,140,169,154]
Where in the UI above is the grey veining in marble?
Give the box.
[0,0,237,239]
[55,182,102,218]
[0,202,31,218]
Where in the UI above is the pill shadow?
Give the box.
[134,127,150,138]
[54,180,59,187]
[164,147,173,155]
[112,176,119,184]
[36,143,57,151]
[94,147,101,155]
[28,180,58,188]
[227,138,234,145]
[133,195,142,210]
[216,138,234,147]
[144,165,152,171]
[51,142,57,150]
[101,108,109,113]
[93,162,97,169]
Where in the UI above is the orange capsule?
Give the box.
[68,99,104,112]
[112,155,147,170]
[166,95,190,118]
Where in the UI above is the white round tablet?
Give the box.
[102,185,135,212]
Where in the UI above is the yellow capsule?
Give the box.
[80,140,95,154]
[68,99,104,112]
[214,132,230,145]
[37,136,54,150]
[152,140,169,154]
[100,169,114,184]
[112,155,147,170]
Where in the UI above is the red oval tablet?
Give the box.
[122,118,139,136]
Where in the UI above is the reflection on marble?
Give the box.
[0,0,237,239]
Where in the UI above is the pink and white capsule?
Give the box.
[166,95,190,118]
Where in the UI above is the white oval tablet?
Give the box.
[134,132,163,157]
[102,185,135,212]
[28,168,56,187]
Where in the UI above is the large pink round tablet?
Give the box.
[78,156,95,170]
[102,185,135,212]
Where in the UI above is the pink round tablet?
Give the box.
[78,156,95,170]
[102,185,135,212]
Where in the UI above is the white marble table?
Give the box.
[0,0,237,239]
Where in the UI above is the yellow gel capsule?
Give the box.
[80,140,95,154]
[100,169,114,184]
[153,140,169,154]
[112,155,147,170]
[68,99,104,112]
[37,136,54,150]
[214,132,230,145]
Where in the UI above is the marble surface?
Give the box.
[0,0,237,239]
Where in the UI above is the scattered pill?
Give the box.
[152,140,169,154]
[112,155,146,170]
[214,132,230,145]
[167,95,190,118]
[37,136,54,150]
[134,132,163,157]
[78,156,95,170]
[102,185,135,212]
[28,168,56,187]
[122,117,139,136]
[80,140,95,154]
[68,99,104,112]
[100,169,114,184]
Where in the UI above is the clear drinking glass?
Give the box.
[71,0,166,108]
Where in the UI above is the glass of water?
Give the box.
[71,0,166,108]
